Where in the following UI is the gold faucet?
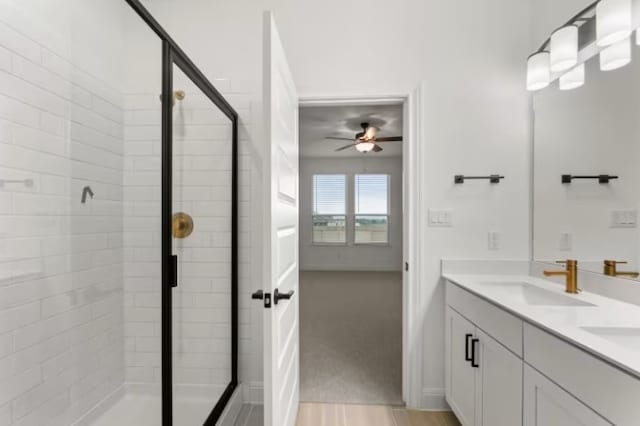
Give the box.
[603,260,639,278]
[544,260,579,294]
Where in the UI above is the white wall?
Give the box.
[299,157,403,272]
[138,0,533,408]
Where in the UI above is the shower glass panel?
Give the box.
[170,65,233,424]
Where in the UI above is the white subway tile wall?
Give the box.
[0,4,255,425]
[0,15,125,426]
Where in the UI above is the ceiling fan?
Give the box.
[325,122,403,153]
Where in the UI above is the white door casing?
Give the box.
[262,11,300,426]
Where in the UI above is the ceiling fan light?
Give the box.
[527,51,550,91]
[596,0,632,47]
[600,37,631,70]
[356,142,375,153]
[550,26,579,72]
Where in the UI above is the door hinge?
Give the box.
[405,262,409,272]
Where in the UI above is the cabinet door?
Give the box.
[445,307,476,425]
[475,329,522,426]
[523,365,612,426]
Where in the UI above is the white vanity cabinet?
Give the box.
[445,303,522,426]
[445,278,640,426]
[523,365,612,426]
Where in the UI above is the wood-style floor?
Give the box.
[235,403,460,426]
[296,403,461,426]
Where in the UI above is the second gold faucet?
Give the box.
[544,260,579,294]
[603,260,639,278]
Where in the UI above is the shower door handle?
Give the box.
[170,255,178,288]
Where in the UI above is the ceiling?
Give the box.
[299,104,404,158]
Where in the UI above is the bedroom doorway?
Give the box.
[297,101,406,406]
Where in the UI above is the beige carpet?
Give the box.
[299,271,403,405]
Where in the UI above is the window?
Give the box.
[354,174,389,244]
[312,174,346,244]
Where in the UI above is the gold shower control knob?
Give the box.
[172,212,194,239]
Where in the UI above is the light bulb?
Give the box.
[527,52,550,91]
[559,64,585,90]
[600,37,631,71]
[550,26,579,72]
[596,0,632,47]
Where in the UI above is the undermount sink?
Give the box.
[477,281,596,307]
[581,326,640,351]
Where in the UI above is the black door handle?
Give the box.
[251,290,264,300]
[471,338,479,368]
[465,333,473,362]
[274,289,294,305]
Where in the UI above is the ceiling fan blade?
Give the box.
[335,144,357,152]
[372,144,383,153]
[375,136,403,142]
[325,137,355,141]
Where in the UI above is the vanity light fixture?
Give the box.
[600,37,631,70]
[596,0,632,47]
[551,26,579,72]
[526,52,551,91]
[355,141,375,153]
[559,64,585,90]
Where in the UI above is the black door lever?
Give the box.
[274,289,294,305]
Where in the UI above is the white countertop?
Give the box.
[443,273,640,379]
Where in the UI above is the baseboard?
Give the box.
[72,384,125,426]
[217,385,244,426]
[242,381,264,404]
[419,388,450,411]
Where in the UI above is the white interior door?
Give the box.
[262,10,300,426]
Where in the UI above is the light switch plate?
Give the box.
[610,210,638,228]
[428,209,453,227]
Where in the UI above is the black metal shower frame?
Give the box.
[124,1,239,425]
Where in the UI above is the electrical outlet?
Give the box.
[610,210,638,228]
[428,209,453,227]
[488,232,500,250]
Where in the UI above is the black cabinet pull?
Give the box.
[465,333,473,362]
[471,338,479,368]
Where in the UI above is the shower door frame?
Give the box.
[125,1,240,425]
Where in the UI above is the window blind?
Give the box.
[355,174,389,214]
[313,174,346,215]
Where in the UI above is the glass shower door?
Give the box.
[170,64,234,424]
